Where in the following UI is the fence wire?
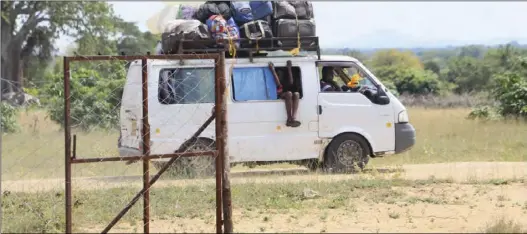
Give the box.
[1,53,227,233]
[3,50,527,234]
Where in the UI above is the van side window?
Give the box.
[231,66,303,101]
[158,68,215,105]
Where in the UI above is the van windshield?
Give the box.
[327,66,376,90]
[158,67,215,105]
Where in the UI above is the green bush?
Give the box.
[1,102,20,133]
[373,66,447,95]
[492,72,527,117]
[467,106,502,120]
[42,62,126,131]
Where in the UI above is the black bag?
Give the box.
[273,18,316,47]
[194,2,220,23]
[289,1,313,19]
[161,20,212,54]
[240,20,273,48]
[273,1,313,20]
[215,1,232,20]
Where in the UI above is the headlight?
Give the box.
[398,110,409,123]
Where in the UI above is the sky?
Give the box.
[57,1,527,53]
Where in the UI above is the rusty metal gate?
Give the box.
[63,52,232,233]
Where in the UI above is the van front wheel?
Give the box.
[323,133,370,173]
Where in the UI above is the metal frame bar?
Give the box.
[166,36,322,61]
[63,52,230,233]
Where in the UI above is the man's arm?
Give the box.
[286,60,294,86]
[268,62,283,95]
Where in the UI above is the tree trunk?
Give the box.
[1,10,24,95]
[1,45,22,94]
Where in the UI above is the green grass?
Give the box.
[371,107,527,166]
[2,176,524,233]
[0,177,459,233]
[2,107,527,180]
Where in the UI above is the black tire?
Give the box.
[152,138,216,179]
[322,133,371,173]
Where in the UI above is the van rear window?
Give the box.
[158,68,215,105]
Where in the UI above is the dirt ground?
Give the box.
[3,162,526,193]
[3,162,527,233]
[85,183,527,233]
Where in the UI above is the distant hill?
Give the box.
[322,40,527,58]
[325,29,527,52]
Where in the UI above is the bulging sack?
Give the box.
[273,1,313,20]
[250,1,273,20]
[206,15,240,48]
[231,1,254,24]
[273,18,316,47]
[176,3,199,20]
[194,2,220,23]
[161,20,212,53]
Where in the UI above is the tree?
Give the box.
[38,18,157,130]
[369,49,448,95]
[492,71,527,117]
[1,1,117,94]
[445,56,490,93]
[424,60,441,75]
[373,66,443,95]
[458,45,486,59]
[369,49,424,70]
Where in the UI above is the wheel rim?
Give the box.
[336,140,363,167]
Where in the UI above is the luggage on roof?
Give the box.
[273,1,314,20]
[273,18,316,47]
[240,20,273,48]
[231,1,254,24]
[250,1,273,20]
[160,0,318,57]
[161,19,212,54]
[176,3,199,20]
[206,15,240,48]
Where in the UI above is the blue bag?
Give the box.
[250,1,273,20]
[206,15,240,48]
[231,2,254,24]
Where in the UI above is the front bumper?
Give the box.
[394,123,416,154]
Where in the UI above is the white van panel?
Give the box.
[119,64,142,153]
[317,92,395,153]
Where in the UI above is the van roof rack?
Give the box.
[163,36,321,62]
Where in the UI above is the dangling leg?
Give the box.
[281,91,294,126]
[290,92,301,127]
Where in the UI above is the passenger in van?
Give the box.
[320,66,342,92]
[269,61,301,128]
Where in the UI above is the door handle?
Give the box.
[318,105,322,115]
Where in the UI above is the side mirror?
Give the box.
[376,95,390,105]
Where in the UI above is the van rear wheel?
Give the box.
[152,138,216,179]
[323,133,370,173]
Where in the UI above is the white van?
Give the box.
[118,54,415,174]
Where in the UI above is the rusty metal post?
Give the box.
[63,57,73,233]
[214,54,224,234]
[217,52,233,233]
[141,58,151,234]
